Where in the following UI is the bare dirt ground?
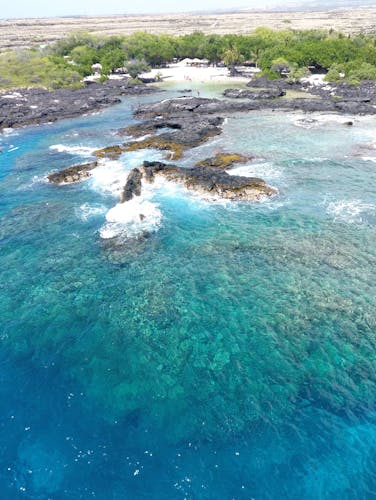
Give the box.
[0,9,375,51]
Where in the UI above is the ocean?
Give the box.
[1,82,376,499]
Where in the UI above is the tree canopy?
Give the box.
[1,28,376,89]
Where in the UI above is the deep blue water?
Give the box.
[1,83,376,499]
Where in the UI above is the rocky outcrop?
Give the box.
[122,114,224,148]
[121,113,225,159]
[139,161,277,201]
[223,88,286,99]
[47,161,98,184]
[134,97,222,118]
[246,76,293,90]
[121,168,142,202]
[0,79,159,129]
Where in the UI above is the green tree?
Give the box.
[70,45,99,76]
[124,59,150,79]
[100,47,126,74]
[223,46,244,70]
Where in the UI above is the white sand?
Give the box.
[140,62,254,83]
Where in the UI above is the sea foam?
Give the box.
[49,144,97,157]
[361,156,376,163]
[228,161,282,181]
[77,203,107,221]
[88,160,130,197]
[326,199,376,224]
[100,198,162,240]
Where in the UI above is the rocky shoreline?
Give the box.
[135,93,376,118]
[47,81,376,204]
[0,78,158,130]
[1,76,375,132]
[47,102,277,204]
[44,83,376,246]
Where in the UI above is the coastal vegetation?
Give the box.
[0,28,376,89]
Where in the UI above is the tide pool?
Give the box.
[0,84,376,499]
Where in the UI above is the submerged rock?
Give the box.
[47,161,98,184]
[141,161,277,201]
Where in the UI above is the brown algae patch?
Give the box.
[93,145,126,160]
[195,153,251,169]
[124,138,184,160]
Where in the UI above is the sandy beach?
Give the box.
[140,62,254,83]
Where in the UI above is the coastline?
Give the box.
[0,78,158,130]
[1,68,376,133]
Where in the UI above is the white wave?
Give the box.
[88,160,130,197]
[88,147,166,196]
[100,198,162,239]
[132,134,152,142]
[17,175,47,191]
[2,127,18,136]
[292,113,357,129]
[228,161,282,181]
[49,144,97,157]
[293,118,319,129]
[361,156,376,163]
[77,203,107,221]
[124,149,165,169]
[326,199,376,224]
[2,92,23,99]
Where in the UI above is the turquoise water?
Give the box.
[1,84,376,499]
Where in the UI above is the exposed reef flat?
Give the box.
[0,79,158,130]
[135,94,376,117]
[247,76,376,103]
[223,88,286,99]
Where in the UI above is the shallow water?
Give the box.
[1,83,376,499]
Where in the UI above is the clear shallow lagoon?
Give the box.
[1,84,376,499]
